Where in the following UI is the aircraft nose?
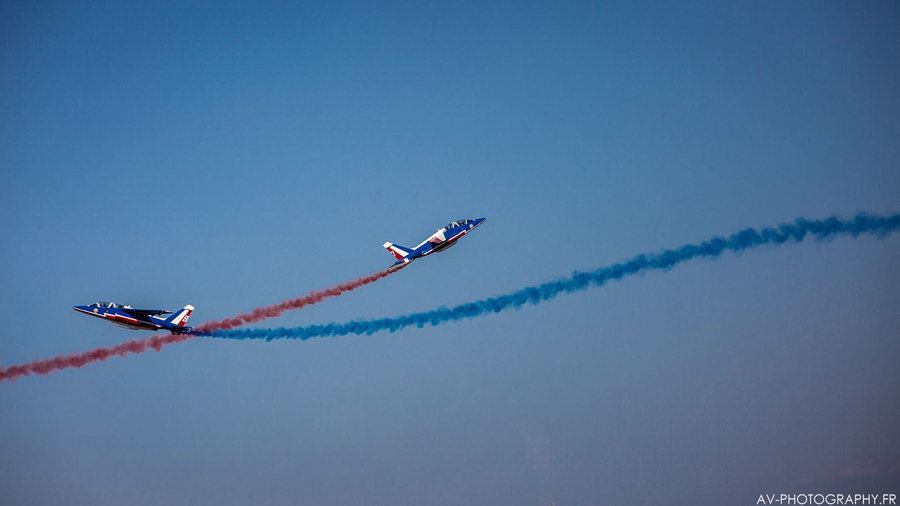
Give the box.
[475,217,486,226]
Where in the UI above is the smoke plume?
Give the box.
[0,266,404,382]
[200,213,900,343]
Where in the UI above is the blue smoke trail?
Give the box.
[198,213,900,342]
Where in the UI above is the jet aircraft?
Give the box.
[384,218,486,266]
[73,302,194,334]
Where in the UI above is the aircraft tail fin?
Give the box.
[165,305,194,327]
[383,242,414,261]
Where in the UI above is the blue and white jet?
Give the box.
[384,218,486,266]
[73,302,195,334]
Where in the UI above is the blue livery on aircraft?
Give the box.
[384,218,486,266]
[73,302,195,334]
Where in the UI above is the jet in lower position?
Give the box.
[384,217,486,266]
[73,302,194,334]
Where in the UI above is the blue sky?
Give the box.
[1,1,899,504]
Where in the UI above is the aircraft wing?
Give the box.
[121,308,172,317]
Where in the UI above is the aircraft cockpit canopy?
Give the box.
[444,219,473,229]
[89,302,121,308]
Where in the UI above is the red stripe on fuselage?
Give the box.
[74,307,160,330]
[106,313,160,330]
[428,229,467,253]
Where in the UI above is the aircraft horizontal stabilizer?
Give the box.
[384,242,414,261]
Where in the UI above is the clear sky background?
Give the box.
[1,1,899,505]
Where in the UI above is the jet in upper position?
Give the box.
[384,218,486,266]
[73,302,195,334]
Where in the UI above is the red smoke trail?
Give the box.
[0,266,404,383]
[0,333,191,382]
[194,265,404,332]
